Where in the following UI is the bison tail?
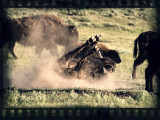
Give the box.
[133,38,138,58]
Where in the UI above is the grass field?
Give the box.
[2,8,159,108]
[3,89,158,108]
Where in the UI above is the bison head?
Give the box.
[101,50,121,64]
[64,25,79,52]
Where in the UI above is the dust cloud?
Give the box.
[9,59,128,90]
[6,15,127,90]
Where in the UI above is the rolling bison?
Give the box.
[0,14,79,59]
[56,34,121,79]
[132,31,160,92]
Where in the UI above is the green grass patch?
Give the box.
[3,89,158,108]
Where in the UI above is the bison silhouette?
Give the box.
[0,14,79,59]
[56,34,121,79]
[132,31,160,92]
[132,31,159,79]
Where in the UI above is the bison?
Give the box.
[0,14,79,59]
[132,31,160,92]
[56,34,121,79]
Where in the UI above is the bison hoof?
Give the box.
[132,74,136,79]
[145,88,154,92]
[14,56,18,60]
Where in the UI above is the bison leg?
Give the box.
[156,72,160,79]
[132,56,145,79]
[49,46,59,57]
[35,46,44,58]
[145,65,155,92]
[8,41,17,59]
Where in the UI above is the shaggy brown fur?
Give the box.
[57,35,121,79]
[1,14,79,59]
[58,41,121,69]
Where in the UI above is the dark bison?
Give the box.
[0,14,79,59]
[57,34,121,79]
[132,31,160,92]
